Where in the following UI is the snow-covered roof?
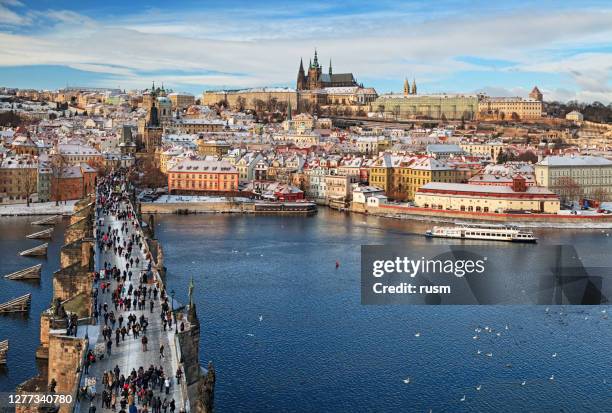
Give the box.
[537,155,612,167]
[426,144,464,153]
[419,182,556,195]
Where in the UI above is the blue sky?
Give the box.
[0,0,611,102]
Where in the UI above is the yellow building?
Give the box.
[460,141,504,159]
[414,180,560,213]
[0,156,38,203]
[168,92,195,110]
[478,97,543,120]
[173,119,225,134]
[371,94,479,120]
[196,139,231,157]
[369,154,469,201]
[369,154,397,194]
[202,87,297,111]
[535,155,612,202]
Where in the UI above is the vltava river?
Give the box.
[154,209,612,412]
[1,209,610,412]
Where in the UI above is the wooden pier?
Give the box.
[19,243,48,257]
[3,264,42,280]
[26,228,53,240]
[31,215,59,226]
[0,293,31,313]
[0,340,7,364]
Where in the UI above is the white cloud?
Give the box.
[0,4,611,102]
[0,0,29,25]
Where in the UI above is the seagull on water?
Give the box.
[521,380,526,386]
[505,324,509,330]
[549,374,555,381]
[415,332,421,337]
[402,377,411,384]
[473,335,479,340]
[246,333,255,337]
[460,395,466,402]
[476,385,482,391]
[259,315,263,322]
[486,352,493,357]
[476,350,482,355]
[552,353,557,358]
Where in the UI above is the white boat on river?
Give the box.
[425,223,537,243]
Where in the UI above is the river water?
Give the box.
[0,217,66,392]
[1,210,611,412]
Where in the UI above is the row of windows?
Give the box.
[170,173,235,180]
[171,181,236,190]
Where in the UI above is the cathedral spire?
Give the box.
[411,78,417,95]
[313,49,319,68]
[404,78,409,96]
[297,58,306,90]
[329,59,332,76]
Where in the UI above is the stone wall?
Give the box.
[60,240,83,268]
[17,194,94,413]
[141,201,244,214]
[47,334,87,413]
[364,204,612,227]
[64,216,91,244]
[53,266,93,302]
[35,313,52,359]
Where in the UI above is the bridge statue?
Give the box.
[51,297,67,319]
[198,361,216,413]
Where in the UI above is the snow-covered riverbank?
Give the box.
[0,200,77,216]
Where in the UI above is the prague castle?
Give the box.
[296,50,358,90]
[202,50,377,114]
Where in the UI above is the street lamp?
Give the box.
[171,289,177,333]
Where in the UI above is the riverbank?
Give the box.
[352,202,612,229]
[141,195,317,215]
[0,200,77,216]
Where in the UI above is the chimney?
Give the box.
[512,175,527,192]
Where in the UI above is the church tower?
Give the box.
[297,58,306,90]
[307,49,322,90]
[404,78,409,96]
[529,86,543,101]
[329,59,333,76]
[411,79,417,95]
[143,92,163,153]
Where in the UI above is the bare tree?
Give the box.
[592,187,609,203]
[555,177,582,204]
[138,157,167,189]
[23,166,38,207]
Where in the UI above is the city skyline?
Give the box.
[0,0,611,103]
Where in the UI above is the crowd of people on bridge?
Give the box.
[81,170,184,413]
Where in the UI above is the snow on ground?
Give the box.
[0,200,77,216]
[151,195,251,203]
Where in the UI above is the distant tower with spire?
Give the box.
[404,78,410,96]
[297,58,306,90]
[411,78,417,95]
